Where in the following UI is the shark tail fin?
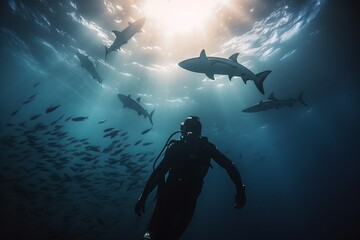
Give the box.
[105,46,109,60]
[297,91,308,106]
[254,70,272,95]
[149,109,155,125]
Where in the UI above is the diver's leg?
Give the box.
[145,196,175,240]
[169,199,197,240]
[145,200,164,239]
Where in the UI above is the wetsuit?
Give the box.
[138,136,245,240]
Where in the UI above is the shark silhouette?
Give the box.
[179,49,271,94]
[242,92,308,112]
[117,93,154,125]
[105,17,146,60]
[76,52,102,84]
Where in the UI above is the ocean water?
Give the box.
[0,0,359,239]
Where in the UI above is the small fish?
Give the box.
[104,130,120,139]
[72,116,88,122]
[22,94,37,104]
[65,116,72,122]
[86,145,101,152]
[98,119,107,124]
[102,147,113,153]
[142,142,153,146]
[81,156,98,161]
[103,128,114,132]
[141,127,152,135]
[120,132,128,137]
[11,108,20,116]
[96,217,105,226]
[46,105,61,113]
[28,93,37,99]
[134,140,142,146]
[51,114,65,126]
[18,122,26,128]
[111,149,124,156]
[22,99,33,104]
[30,114,41,120]
[33,81,40,88]
[33,122,47,131]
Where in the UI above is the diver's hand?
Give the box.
[135,194,146,216]
[234,186,246,209]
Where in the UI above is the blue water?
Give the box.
[0,0,359,239]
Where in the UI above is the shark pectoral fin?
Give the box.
[105,46,109,60]
[268,92,276,100]
[112,30,121,36]
[228,53,239,62]
[228,74,234,81]
[205,73,215,80]
[297,91,308,106]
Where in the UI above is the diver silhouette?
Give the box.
[135,116,246,240]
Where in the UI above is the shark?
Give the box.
[105,17,146,60]
[178,49,272,94]
[76,52,103,84]
[242,92,308,113]
[117,93,155,125]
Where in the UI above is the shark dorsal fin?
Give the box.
[112,30,121,36]
[136,97,141,102]
[200,49,207,59]
[228,53,239,62]
[268,92,276,100]
[128,94,131,98]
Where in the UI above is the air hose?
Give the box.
[152,130,182,170]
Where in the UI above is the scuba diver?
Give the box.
[135,116,246,240]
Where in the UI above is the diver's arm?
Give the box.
[135,148,172,216]
[211,146,246,208]
[141,156,170,199]
[212,147,244,191]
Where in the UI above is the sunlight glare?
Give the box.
[143,0,228,36]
